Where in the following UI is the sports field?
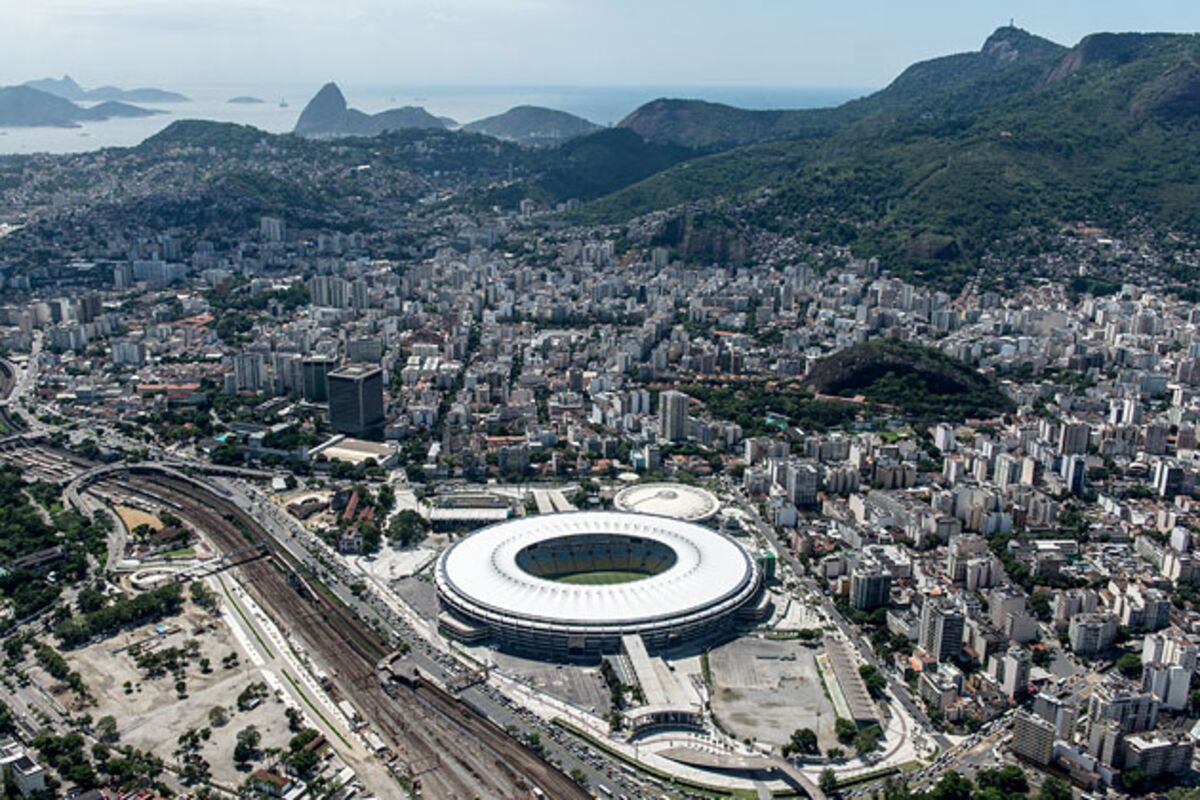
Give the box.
[553,570,649,585]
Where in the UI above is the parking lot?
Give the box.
[709,636,838,750]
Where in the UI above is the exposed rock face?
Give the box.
[293,82,447,138]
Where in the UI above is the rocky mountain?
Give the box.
[463,105,601,146]
[617,27,1066,150]
[293,83,447,138]
[23,75,189,103]
[585,28,1200,287]
[0,86,160,127]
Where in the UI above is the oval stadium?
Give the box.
[612,482,720,522]
[434,511,764,660]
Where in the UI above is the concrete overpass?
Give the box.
[658,747,827,800]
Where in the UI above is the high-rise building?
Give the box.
[1000,646,1032,701]
[302,356,336,403]
[231,353,266,392]
[1121,732,1194,778]
[1086,682,1158,739]
[1142,662,1192,711]
[1011,711,1056,766]
[346,336,383,364]
[1064,454,1087,496]
[659,390,689,443]
[850,563,892,611]
[1155,460,1185,499]
[1032,692,1078,739]
[1059,422,1091,455]
[111,341,145,367]
[272,353,303,397]
[260,216,286,243]
[919,599,964,663]
[946,534,989,583]
[785,461,821,508]
[328,365,385,438]
[1069,613,1118,656]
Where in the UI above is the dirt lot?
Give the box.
[114,505,163,532]
[65,597,299,788]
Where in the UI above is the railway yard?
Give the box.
[11,437,591,800]
[0,438,819,799]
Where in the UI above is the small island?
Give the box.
[226,96,265,105]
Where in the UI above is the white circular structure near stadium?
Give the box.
[435,511,762,660]
[612,482,720,522]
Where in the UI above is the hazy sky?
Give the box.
[3,0,1200,90]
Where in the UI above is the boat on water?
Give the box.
[279,98,289,108]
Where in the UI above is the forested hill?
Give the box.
[585,28,1200,287]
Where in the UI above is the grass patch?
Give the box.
[281,669,351,749]
[161,546,196,559]
[552,570,651,585]
[218,578,274,659]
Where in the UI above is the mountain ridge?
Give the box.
[293,82,447,138]
[582,27,1200,287]
[617,26,1067,150]
[462,105,601,146]
[0,85,161,127]
[23,74,189,103]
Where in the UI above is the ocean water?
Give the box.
[0,83,870,155]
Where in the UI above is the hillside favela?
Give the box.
[4,3,1200,800]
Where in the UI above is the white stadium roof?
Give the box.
[435,511,754,628]
[612,482,720,522]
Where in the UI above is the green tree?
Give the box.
[386,509,428,548]
[819,768,839,795]
[95,715,119,743]
[853,724,882,755]
[1122,766,1147,795]
[1115,652,1143,679]
[927,771,974,800]
[783,727,820,757]
[834,717,858,744]
[233,726,261,766]
[1038,777,1072,800]
[975,765,1028,796]
[859,664,887,698]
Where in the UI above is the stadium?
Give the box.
[612,482,720,522]
[435,511,764,660]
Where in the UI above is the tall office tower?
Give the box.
[328,365,385,438]
[919,599,965,663]
[659,390,689,443]
[302,356,336,403]
[1058,421,1091,455]
[850,563,892,610]
[232,353,266,392]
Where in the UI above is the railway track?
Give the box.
[114,471,589,800]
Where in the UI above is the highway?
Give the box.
[0,333,42,435]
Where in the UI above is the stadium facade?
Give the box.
[435,511,764,660]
